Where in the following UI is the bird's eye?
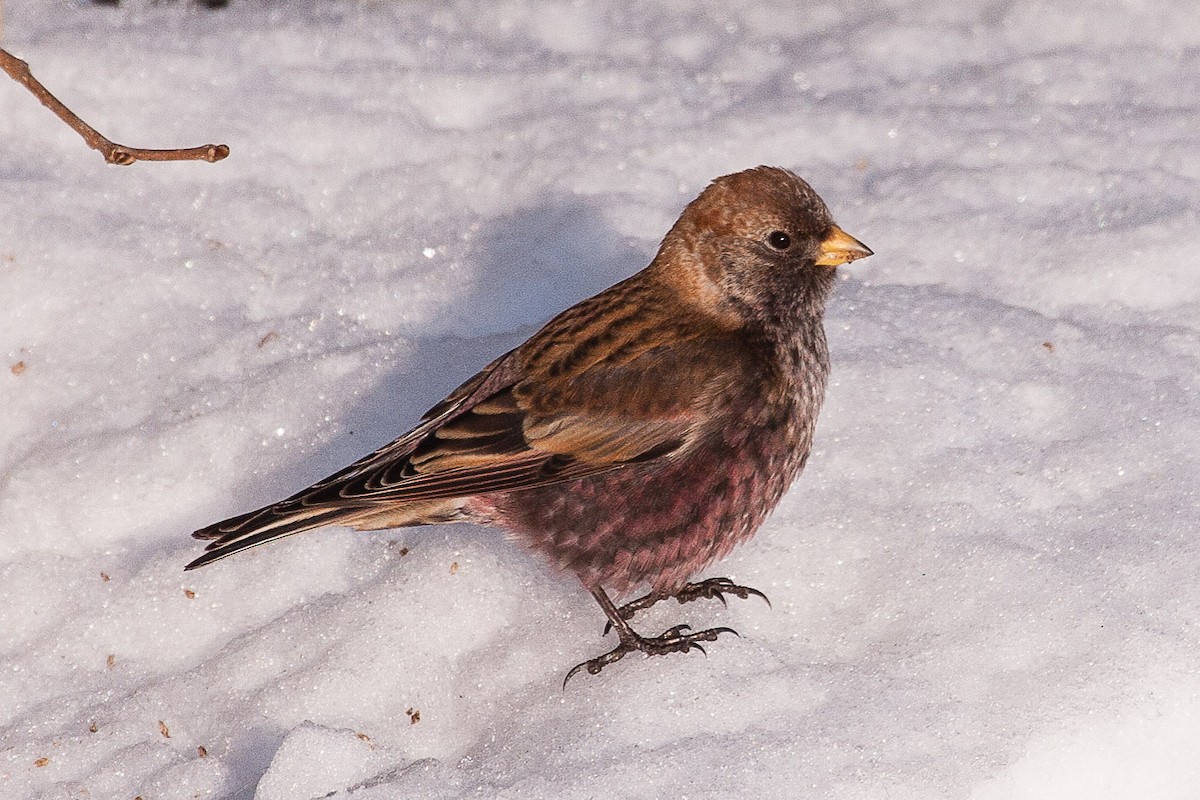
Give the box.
[767,231,791,250]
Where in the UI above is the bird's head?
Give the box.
[655,166,871,328]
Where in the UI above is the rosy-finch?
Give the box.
[187,166,871,681]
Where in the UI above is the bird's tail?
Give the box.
[185,503,362,571]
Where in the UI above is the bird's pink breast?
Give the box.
[473,395,811,597]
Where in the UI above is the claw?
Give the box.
[563,661,593,689]
[563,644,631,688]
[746,586,771,609]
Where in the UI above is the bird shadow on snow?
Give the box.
[343,188,644,461]
[171,191,649,549]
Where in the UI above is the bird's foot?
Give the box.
[564,624,738,687]
[672,577,771,610]
[603,577,770,634]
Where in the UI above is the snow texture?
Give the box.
[2,1,1198,798]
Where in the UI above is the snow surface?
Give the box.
[2,1,1198,798]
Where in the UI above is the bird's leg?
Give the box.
[602,577,771,634]
[564,586,738,686]
[601,589,669,631]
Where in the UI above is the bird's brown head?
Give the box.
[653,166,871,329]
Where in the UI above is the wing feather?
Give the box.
[189,311,742,569]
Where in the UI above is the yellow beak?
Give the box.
[815,225,873,267]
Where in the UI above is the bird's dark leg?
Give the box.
[564,586,739,686]
[602,577,771,634]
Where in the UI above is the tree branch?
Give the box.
[0,47,229,166]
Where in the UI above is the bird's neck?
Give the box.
[759,266,837,340]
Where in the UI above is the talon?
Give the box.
[743,586,771,608]
[563,663,586,689]
[709,626,739,640]
[715,594,729,608]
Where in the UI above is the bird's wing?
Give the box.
[188,331,734,568]
[295,338,718,506]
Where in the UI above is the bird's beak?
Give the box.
[815,226,873,267]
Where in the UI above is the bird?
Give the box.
[186,166,871,682]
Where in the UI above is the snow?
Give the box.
[2,0,1197,798]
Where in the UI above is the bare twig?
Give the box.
[0,47,229,166]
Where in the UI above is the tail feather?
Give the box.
[185,504,362,571]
